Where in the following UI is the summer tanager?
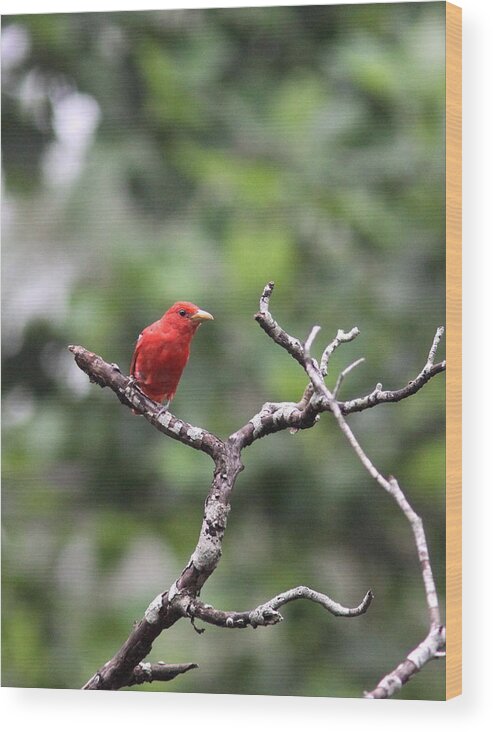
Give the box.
[130,301,214,411]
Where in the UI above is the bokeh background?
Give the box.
[2,2,446,698]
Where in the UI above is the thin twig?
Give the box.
[427,326,445,367]
[254,281,306,366]
[320,326,360,376]
[180,587,374,630]
[333,357,365,398]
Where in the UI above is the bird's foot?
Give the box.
[127,376,148,398]
[155,401,171,421]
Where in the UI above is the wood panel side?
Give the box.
[445,0,462,701]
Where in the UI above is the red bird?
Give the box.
[130,301,214,411]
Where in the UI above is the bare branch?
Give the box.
[258,280,275,314]
[68,345,224,460]
[180,587,374,630]
[364,626,446,699]
[75,408,242,689]
[229,397,320,448]
[427,326,445,367]
[303,327,444,697]
[339,327,445,415]
[80,432,242,690]
[254,281,306,366]
[333,357,365,398]
[126,662,198,687]
[304,329,441,629]
[386,478,441,627]
[304,325,322,360]
[320,326,360,376]
[253,289,445,420]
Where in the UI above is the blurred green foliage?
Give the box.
[2,3,445,698]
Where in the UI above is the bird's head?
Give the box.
[163,301,214,333]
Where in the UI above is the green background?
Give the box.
[2,2,446,698]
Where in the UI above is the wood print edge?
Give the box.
[445,0,462,701]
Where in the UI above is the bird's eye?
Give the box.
[178,309,187,317]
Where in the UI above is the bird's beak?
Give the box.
[191,309,214,322]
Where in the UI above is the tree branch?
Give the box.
[178,587,374,630]
[303,324,445,698]
[252,285,445,697]
[250,282,445,417]
[254,281,306,367]
[320,326,360,377]
[363,626,446,699]
[125,662,198,687]
[79,433,241,690]
[339,335,446,415]
[68,345,224,460]
[333,357,365,399]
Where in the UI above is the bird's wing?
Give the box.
[130,321,164,376]
[130,332,143,376]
